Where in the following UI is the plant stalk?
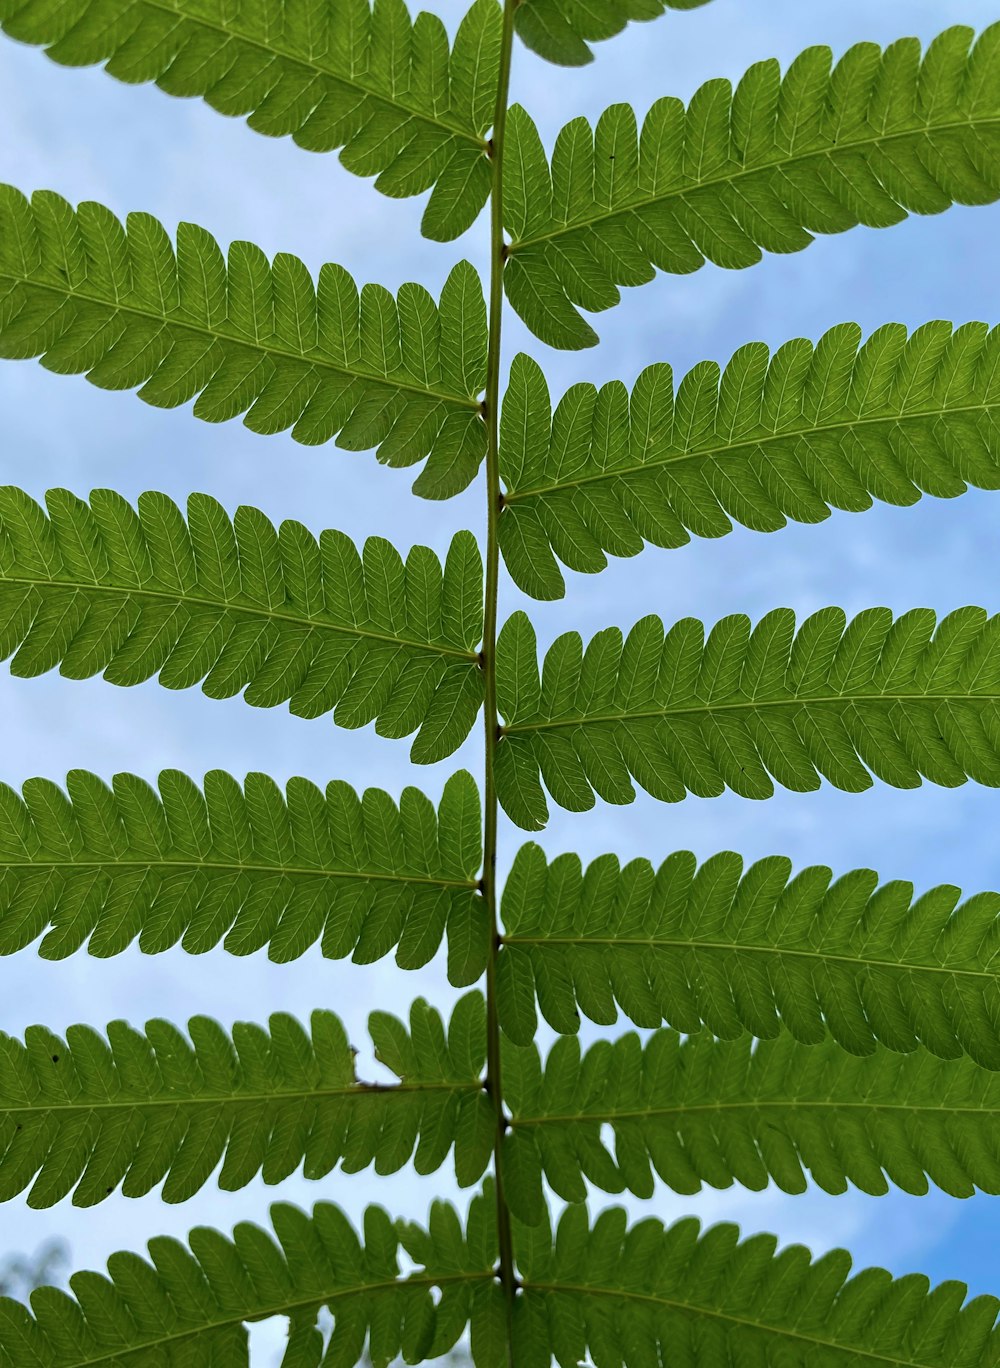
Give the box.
[482,0,519,1360]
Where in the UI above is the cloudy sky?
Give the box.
[3,0,1000,1356]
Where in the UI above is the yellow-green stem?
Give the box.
[482,0,520,1359]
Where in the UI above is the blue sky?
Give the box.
[3,0,1000,1355]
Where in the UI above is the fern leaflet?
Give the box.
[503,1027,1000,1217]
[0,187,488,495]
[502,24,1000,347]
[0,1186,498,1366]
[498,841,1000,1067]
[513,1206,1000,1368]
[515,0,710,68]
[0,0,503,242]
[495,606,1000,829]
[0,994,491,1209]
[0,488,486,760]
[0,766,486,978]
[499,327,1000,599]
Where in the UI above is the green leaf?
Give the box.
[499,328,1000,597]
[496,606,1000,825]
[503,24,1000,346]
[499,841,1000,1067]
[0,1188,496,1366]
[516,0,711,68]
[0,767,484,969]
[515,1206,1000,1368]
[500,1128,545,1225]
[0,488,486,759]
[470,1281,509,1368]
[0,189,488,492]
[506,1027,1000,1204]
[0,993,487,1208]
[0,0,502,242]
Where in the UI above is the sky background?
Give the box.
[3,0,1000,1357]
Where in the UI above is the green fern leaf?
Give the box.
[0,488,485,759]
[498,841,1000,1066]
[513,1206,1000,1368]
[502,24,1000,347]
[516,0,710,68]
[0,0,502,242]
[0,187,488,494]
[504,1027,1000,1211]
[0,993,489,1209]
[0,1186,496,1365]
[499,329,1000,598]
[495,606,1000,829]
[0,766,487,975]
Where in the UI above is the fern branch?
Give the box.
[0,488,486,760]
[514,1206,1000,1368]
[0,994,490,1209]
[499,329,1000,598]
[515,0,711,67]
[0,1186,498,1366]
[481,3,519,1361]
[0,187,488,494]
[0,0,503,242]
[495,606,1000,829]
[497,841,1000,1067]
[502,1028,1000,1217]
[0,766,487,979]
[502,24,1000,347]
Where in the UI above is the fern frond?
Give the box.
[495,606,1000,829]
[513,1206,1000,1368]
[515,0,710,68]
[500,329,1000,598]
[0,0,502,243]
[502,24,1000,347]
[0,187,488,495]
[0,993,489,1209]
[503,1028,1000,1217]
[0,766,487,978]
[0,488,485,760]
[0,1187,497,1366]
[497,841,1000,1066]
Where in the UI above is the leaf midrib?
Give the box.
[0,572,479,662]
[524,1280,950,1368]
[1,272,483,412]
[506,111,1000,254]
[513,1095,1000,1127]
[0,1078,479,1116]
[47,1271,490,1368]
[139,0,488,148]
[0,856,477,890]
[16,1083,995,1123]
[502,395,998,503]
[500,932,1000,981]
[501,688,998,732]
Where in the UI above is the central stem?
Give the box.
[482,0,519,1359]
